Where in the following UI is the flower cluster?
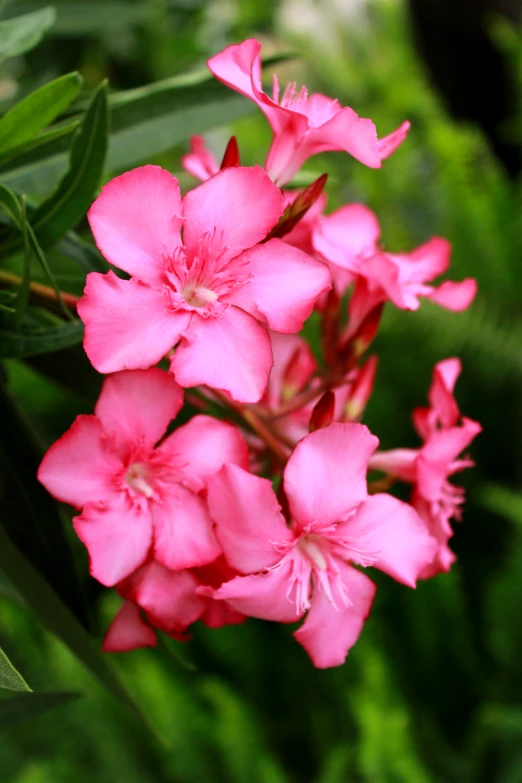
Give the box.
[38,39,481,668]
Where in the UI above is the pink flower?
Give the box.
[78,165,331,403]
[208,39,410,185]
[102,556,245,652]
[181,135,326,256]
[203,424,437,668]
[370,359,482,577]
[38,368,249,587]
[313,204,477,336]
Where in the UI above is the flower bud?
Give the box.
[309,390,335,432]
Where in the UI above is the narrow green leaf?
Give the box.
[0,528,155,732]
[57,231,108,274]
[0,319,83,358]
[0,7,56,61]
[0,691,79,728]
[30,79,108,249]
[0,72,82,155]
[0,647,31,692]
[0,180,24,227]
[0,120,79,170]
[0,183,73,320]
[13,196,31,327]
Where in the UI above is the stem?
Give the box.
[211,389,290,464]
[0,269,79,314]
[267,372,350,421]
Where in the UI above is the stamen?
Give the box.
[125,463,154,498]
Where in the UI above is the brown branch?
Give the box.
[0,269,79,314]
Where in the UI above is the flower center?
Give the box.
[182,284,218,308]
[125,462,154,498]
[297,534,328,570]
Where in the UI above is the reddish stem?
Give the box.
[211,389,290,464]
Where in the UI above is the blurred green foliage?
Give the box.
[0,0,521,781]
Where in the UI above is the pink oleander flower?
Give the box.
[37,368,249,587]
[203,423,437,668]
[78,165,331,403]
[313,204,477,337]
[181,135,326,257]
[207,39,410,185]
[369,358,482,578]
[103,556,245,652]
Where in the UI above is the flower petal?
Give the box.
[207,464,293,573]
[38,415,121,509]
[73,495,153,587]
[225,239,331,332]
[413,491,457,579]
[182,166,283,261]
[293,562,376,668]
[102,601,157,652]
[426,279,477,312]
[88,165,183,285]
[428,358,461,429]
[208,559,304,623]
[152,483,221,570]
[181,135,219,182]
[377,120,411,160]
[336,493,437,587]
[417,419,482,501]
[207,39,264,108]
[170,306,273,403]
[405,237,451,282]
[313,204,381,273]
[284,423,378,529]
[200,601,246,629]
[78,271,191,374]
[207,39,291,134]
[130,561,205,633]
[95,369,183,460]
[158,415,249,492]
[306,108,382,168]
[265,332,317,409]
[368,448,419,483]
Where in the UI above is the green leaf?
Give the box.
[0,647,31,692]
[0,381,87,621]
[0,7,56,61]
[0,72,82,156]
[105,72,255,174]
[30,80,109,249]
[0,319,83,358]
[13,196,31,326]
[0,528,156,732]
[0,183,74,320]
[56,231,108,274]
[0,691,79,728]
[0,53,292,195]
[0,118,79,169]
